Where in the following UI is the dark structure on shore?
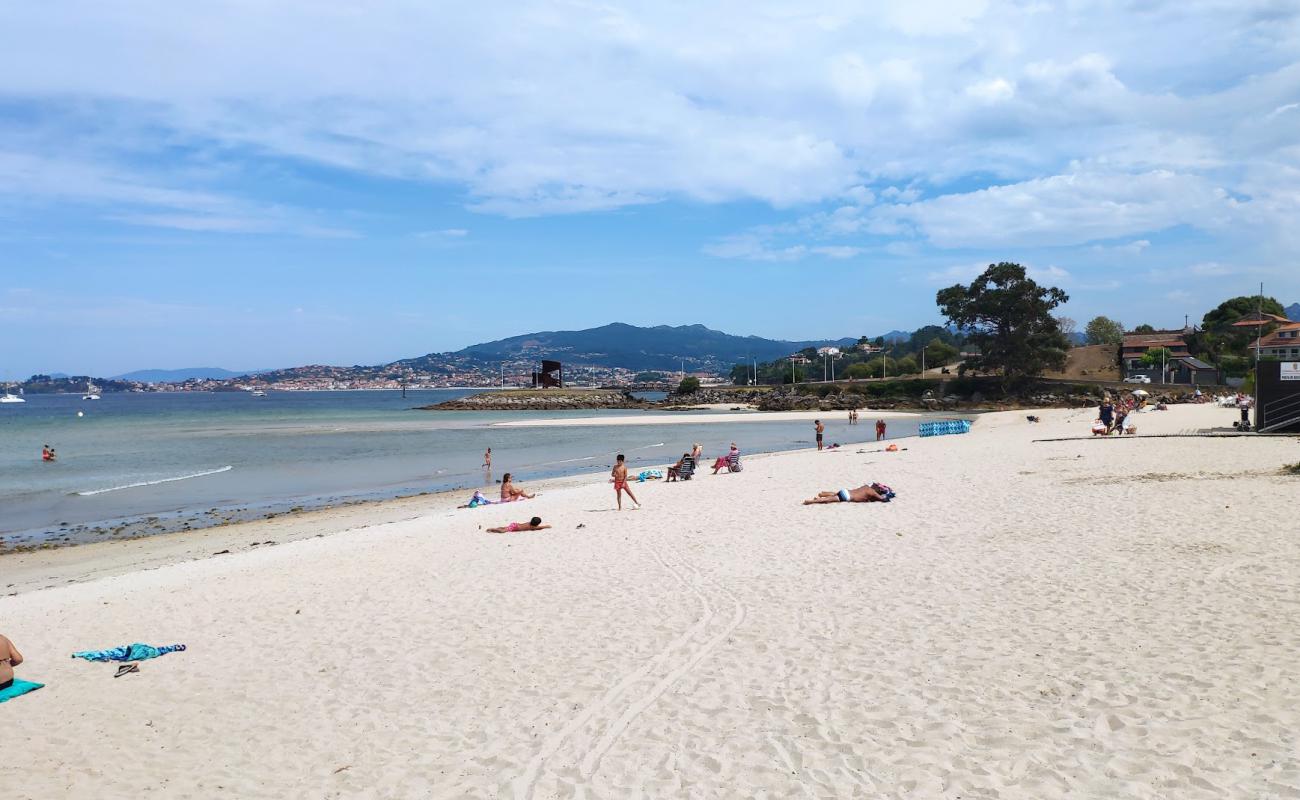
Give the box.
[531,360,563,388]
[1255,360,1300,432]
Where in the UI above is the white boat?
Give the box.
[1,388,24,404]
[250,389,267,397]
[82,381,101,401]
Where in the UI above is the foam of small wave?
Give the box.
[75,466,234,496]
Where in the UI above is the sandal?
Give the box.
[113,663,140,678]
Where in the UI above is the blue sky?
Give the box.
[2,1,1299,377]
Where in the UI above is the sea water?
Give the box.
[0,390,924,546]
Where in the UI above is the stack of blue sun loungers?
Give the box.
[919,419,972,438]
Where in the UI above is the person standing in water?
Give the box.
[875,419,887,441]
[483,447,492,469]
[612,454,640,510]
[814,419,825,451]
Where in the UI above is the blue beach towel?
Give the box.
[0,679,44,703]
[71,643,186,663]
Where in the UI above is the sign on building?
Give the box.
[1282,362,1300,381]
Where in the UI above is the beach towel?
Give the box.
[72,643,186,663]
[0,679,44,703]
[636,469,664,482]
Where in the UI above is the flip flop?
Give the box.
[113,663,140,678]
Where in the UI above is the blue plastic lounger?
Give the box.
[0,679,44,703]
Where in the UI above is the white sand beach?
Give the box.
[3,404,1299,798]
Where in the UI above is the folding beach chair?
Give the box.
[677,455,696,480]
[724,453,742,473]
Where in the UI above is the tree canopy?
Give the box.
[1085,316,1125,345]
[1202,295,1286,331]
[1132,323,1156,334]
[935,262,1069,390]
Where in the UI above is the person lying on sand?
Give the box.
[486,516,551,533]
[802,484,891,504]
[499,473,536,502]
[0,633,24,690]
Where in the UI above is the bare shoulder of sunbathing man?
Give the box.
[0,633,23,688]
[802,484,886,505]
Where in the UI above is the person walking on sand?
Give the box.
[0,632,23,690]
[875,419,886,441]
[612,454,640,510]
[814,419,825,451]
[486,516,551,533]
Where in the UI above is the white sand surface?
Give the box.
[494,408,921,427]
[3,405,1299,799]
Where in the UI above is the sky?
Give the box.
[2,0,1299,377]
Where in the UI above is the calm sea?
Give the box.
[0,390,924,546]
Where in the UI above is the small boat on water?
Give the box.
[82,381,101,401]
[250,389,267,397]
[1,387,25,404]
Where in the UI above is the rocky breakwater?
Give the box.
[420,389,648,411]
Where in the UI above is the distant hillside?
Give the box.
[113,367,256,382]
[433,323,858,372]
[1287,302,1299,321]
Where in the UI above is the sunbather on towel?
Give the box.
[499,473,536,502]
[0,633,24,690]
[803,484,889,505]
[487,516,551,533]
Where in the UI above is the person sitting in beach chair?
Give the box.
[667,453,696,481]
[802,483,894,505]
[0,633,23,691]
[486,516,551,533]
[712,444,741,474]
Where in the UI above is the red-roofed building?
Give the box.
[1121,332,1190,374]
[1251,321,1300,360]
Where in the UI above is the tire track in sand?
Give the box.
[575,543,748,781]
[512,540,717,800]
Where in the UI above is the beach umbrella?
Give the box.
[1131,389,1149,397]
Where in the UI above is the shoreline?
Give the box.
[1,406,943,556]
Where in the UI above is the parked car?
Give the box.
[1124,375,1152,384]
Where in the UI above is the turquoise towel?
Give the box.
[72,643,186,662]
[0,679,44,703]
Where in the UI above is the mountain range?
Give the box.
[1287,302,1300,321]
[111,367,264,382]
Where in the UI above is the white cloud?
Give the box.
[878,170,1239,248]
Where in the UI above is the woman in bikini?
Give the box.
[0,633,23,690]
[499,473,535,502]
[486,517,551,533]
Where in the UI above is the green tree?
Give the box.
[936,262,1070,391]
[1084,316,1125,345]
[923,338,960,368]
[676,376,701,395]
[894,355,919,375]
[844,362,875,380]
[1133,323,1156,334]
[1202,295,1285,331]
[1139,347,1175,368]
